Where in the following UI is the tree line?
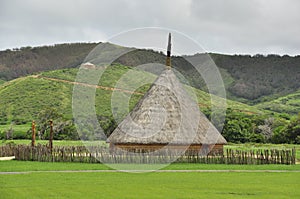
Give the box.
[1,108,299,144]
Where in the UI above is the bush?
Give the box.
[12,117,28,125]
[12,130,30,139]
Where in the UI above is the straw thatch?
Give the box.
[107,68,227,147]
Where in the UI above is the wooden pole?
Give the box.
[49,120,53,151]
[165,33,172,69]
[31,120,36,147]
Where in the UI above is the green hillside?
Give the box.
[40,66,262,114]
[0,43,299,144]
[0,65,262,125]
[1,43,300,106]
[0,76,73,124]
[113,49,300,104]
[3,65,300,144]
[255,90,300,115]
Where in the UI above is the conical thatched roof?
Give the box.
[107,69,227,145]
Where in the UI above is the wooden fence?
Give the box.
[0,144,15,157]
[0,144,296,165]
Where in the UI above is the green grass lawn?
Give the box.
[1,160,300,198]
[0,123,31,134]
[0,139,108,147]
[1,161,300,172]
[0,170,299,198]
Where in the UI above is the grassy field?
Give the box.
[0,168,299,198]
[0,123,31,135]
[0,139,108,147]
[255,90,300,115]
[1,157,300,198]
[1,161,300,172]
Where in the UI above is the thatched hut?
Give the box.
[107,34,227,155]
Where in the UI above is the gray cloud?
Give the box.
[0,0,299,55]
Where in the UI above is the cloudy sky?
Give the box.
[1,0,299,55]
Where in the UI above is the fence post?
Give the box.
[31,120,36,147]
[49,120,53,151]
[292,148,296,165]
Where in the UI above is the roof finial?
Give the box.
[166,33,171,69]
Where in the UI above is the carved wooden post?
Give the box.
[31,120,36,147]
[49,120,53,151]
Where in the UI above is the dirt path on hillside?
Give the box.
[32,75,144,95]
[31,75,260,114]
[1,169,300,175]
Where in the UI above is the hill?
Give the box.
[0,43,97,80]
[1,43,300,106]
[2,66,299,144]
[0,65,262,125]
[114,50,300,104]
[209,53,300,104]
[255,90,300,115]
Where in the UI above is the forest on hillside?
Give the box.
[0,43,97,80]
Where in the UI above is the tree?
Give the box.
[98,115,117,137]
[75,115,106,141]
[5,126,13,140]
[36,108,62,140]
[53,120,79,140]
[257,117,274,142]
[273,115,300,144]
[222,110,256,143]
[283,117,300,144]
[222,120,244,143]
